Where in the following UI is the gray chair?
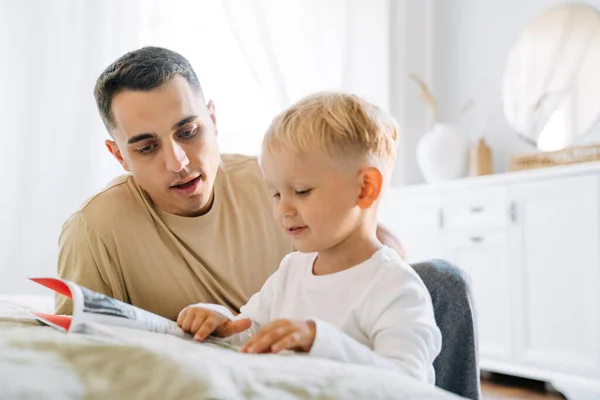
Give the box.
[412,259,481,400]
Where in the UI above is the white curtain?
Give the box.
[0,0,271,294]
[0,0,392,295]
[221,0,391,112]
[1,0,132,295]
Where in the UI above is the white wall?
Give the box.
[432,0,600,174]
[389,0,435,186]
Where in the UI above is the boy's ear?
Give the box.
[357,167,383,209]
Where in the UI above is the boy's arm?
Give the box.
[307,269,442,383]
[183,254,289,346]
[56,213,127,314]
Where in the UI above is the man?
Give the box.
[56,46,405,321]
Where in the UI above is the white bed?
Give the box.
[0,297,465,400]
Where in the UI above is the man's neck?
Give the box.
[187,189,215,217]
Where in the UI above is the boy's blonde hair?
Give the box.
[262,92,400,176]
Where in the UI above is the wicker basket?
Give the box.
[509,143,600,171]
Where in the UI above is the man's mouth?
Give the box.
[170,175,201,194]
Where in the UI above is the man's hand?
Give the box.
[177,306,252,341]
[240,319,316,354]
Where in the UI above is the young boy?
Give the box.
[177,92,442,384]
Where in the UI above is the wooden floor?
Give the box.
[481,373,565,400]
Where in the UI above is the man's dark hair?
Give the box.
[94,46,203,131]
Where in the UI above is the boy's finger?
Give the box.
[244,326,292,353]
[194,317,220,341]
[190,313,208,335]
[216,318,252,337]
[240,323,267,352]
[241,323,277,352]
[177,309,187,326]
[181,312,198,333]
[270,332,299,353]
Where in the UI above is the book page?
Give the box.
[30,277,186,337]
[30,313,72,332]
[28,278,80,332]
[76,285,185,337]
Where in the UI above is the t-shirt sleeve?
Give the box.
[183,253,291,347]
[308,267,442,384]
[238,253,291,325]
[55,212,128,315]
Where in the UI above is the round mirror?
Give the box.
[502,3,600,152]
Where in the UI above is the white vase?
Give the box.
[416,123,469,184]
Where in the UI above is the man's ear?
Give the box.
[357,167,383,209]
[105,139,131,172]
[207,99,218,136]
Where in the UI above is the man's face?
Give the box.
[105,76,220,217]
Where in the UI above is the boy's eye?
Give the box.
[295,189,312,196]
[271,192,281,199]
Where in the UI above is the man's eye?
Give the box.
[137,143,157,154]
[179,126,198,139]
[295,189,312,196]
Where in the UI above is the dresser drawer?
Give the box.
[442,187,510,230]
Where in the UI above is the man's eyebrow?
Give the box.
[126,116,199,145]
[127,133,156,145]
[172,115,199,130]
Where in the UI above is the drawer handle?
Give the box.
[510,201,517,223]
[470,236,484,243]
[470,206,484,213]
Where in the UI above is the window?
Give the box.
[145,0,274,155]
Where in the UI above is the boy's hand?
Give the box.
[177,306,252,341]
[240,319,315,354]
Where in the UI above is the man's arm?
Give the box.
[376,222,406,259]
[56,212,127,314]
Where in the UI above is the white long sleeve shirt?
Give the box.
[191,247,442,384]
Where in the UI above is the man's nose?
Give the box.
[164,141,190,172]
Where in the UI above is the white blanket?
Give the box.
[0,299,465,400]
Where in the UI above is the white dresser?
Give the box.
[380,162,600,399]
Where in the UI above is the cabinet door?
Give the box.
[442,186,509,231]
[445,230,513,361]
[379,190,444,263]
[509,175,600,377]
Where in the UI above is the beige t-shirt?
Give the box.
[55,154,294,321]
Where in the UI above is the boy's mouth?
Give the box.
[286,225,308,237]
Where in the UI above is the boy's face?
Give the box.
[260,148,365,253]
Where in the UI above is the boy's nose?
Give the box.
[278,199,297,218]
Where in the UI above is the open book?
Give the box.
[29,277,187,338]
